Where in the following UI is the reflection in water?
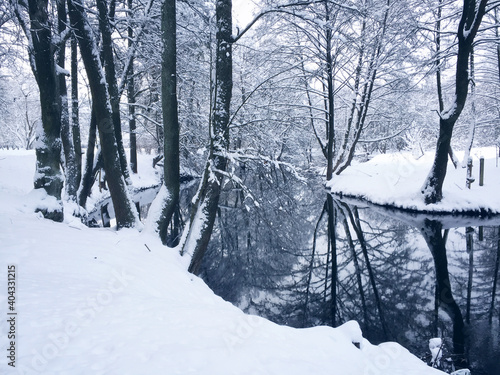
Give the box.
[200,192,500,375]
[420,219,466,369]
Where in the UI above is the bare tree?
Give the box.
[182,0,233,274]
[57,0,80,203]
[68,0,139,228]
[11,0,64,221]
[422,0,489,204]
[156,0,181,245]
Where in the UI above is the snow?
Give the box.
[0,150,444,375]
[429,338,443,367]
[55,64,70,76]
[328,147,500,214]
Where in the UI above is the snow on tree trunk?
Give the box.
[57,0,80,204]
[325,2,335,181]
[156,0,181,245]
[78,107,97,209]
[182,0,232,274]
[96,0,131,185]
[461,48,477,167]
[68,0,139,228]
[71,33,82,191]
[422,0,488,204]
[23,0,64,221]
[127,0,137,175]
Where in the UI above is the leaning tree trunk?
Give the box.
[57,0,80,203]
[183,0,232,274]
[68,0,138,228]
[157,0,181,245]
[96,0,131,183]
[422,0,488,204]
[25,0,64,221]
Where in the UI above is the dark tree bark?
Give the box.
[68,0,138,228]
[15,0,65,221]
[184,0,232,274]
[78,107,97,209]
[71,32,82,190]
[435,0,444,114]
[57,0,79,203]
[128,0,137,174]
[157,0,181,245]
[435,0,459,168]
[324,2,335,181]
[96,0,131,183]
[422,0,488,204]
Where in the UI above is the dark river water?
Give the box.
[198,193,500,375]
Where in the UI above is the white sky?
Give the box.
[232,0,259,30]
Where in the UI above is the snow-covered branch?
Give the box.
[232,0,359,43]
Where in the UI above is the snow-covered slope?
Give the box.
[328,147,500,214]
[0,150,444,375]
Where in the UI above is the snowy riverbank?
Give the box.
[0,150,444,374]
[327,147,500,215]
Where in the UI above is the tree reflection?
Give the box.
[420,219,467,369]
[198,191,500,374]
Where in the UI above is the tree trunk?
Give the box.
[422,0,488,204]
[57,0,79,203]
[71,32,82,190]
[78,107,97,209]
[325,2,335,181]
[435,0,459,169]
[96,0,131,183]
[128,0,137,174]
[183,0,232,274]
[25,0,64,221]
[68,0,138,228]
[157,0,181,245]
[462,48,477,167]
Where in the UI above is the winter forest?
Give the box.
[1,0,500,374]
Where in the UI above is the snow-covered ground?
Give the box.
[0,150,444,374]
[328,147,500,214]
